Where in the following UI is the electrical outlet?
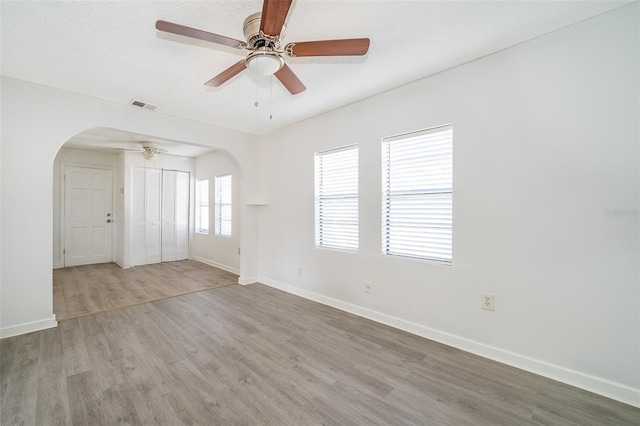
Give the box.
[481,293,495,311]
[365,280,372,294]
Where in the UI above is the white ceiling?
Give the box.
[1,0,629,154]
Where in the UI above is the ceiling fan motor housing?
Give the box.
[243,12,286,76]
[243,12,284,50]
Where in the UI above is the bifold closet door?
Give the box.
[162,171,177,262]
[175,171,190,260]
[146,169,162,264]
[130,167,146,266]
[162,170,189,262]
[130,167,162,266]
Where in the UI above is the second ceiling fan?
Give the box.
[156,0,370,95]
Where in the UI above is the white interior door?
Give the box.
[175,171,190,261]
[162,170,177,262]
[161,170,190,262]
[130,167,188,266]
[130,167,146,266]
[145,168,162,264]
[64,166,113,267]
[130,167,162,266]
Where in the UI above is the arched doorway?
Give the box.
[0,78,259,338]
[52,127,246,320]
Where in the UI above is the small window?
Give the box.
[315,145,358,250]
[215,174,232,236]
[382,125,453,263]
[196,179,209,234]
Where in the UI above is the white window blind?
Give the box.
[382,125,453,263]
[215,174,232,236]
[315,145,358,250]
[196,179,209,234]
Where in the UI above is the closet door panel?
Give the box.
[129,168,190,266]
[145,168,162,264]
[130,167,147,266]
[162,171,177,262]
[175,171,190,261]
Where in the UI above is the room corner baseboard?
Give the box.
[193,256,240,275]
[0,315,58,339]
[238,276,258,285]
[258,276,640,408]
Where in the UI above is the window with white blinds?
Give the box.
[315,145,358,250]
[215,174,232,236]
[196,179,209,234]
[382,125,453,263]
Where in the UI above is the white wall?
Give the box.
[256,5,639,406]
[0,77,260,338]
[193,151,242,274]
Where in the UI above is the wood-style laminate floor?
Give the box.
[53,261,238,320]
[2,283,639,425]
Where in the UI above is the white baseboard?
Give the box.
[258,276,640,408]
[238,276,258,285]
[53,263,62,270]
[193,256,240,275]
[0,315,58,339]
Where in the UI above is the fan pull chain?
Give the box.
[253,77,274,120]
[254,77,259,108]
[269,75,273,120]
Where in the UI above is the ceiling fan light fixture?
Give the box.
[143,150,157,160]
[140,141,164,160]
[246,50,284,76]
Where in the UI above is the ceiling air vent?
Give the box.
[129,99,157,111]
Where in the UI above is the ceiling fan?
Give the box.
[155,0,370,95]
[123,141,167,160]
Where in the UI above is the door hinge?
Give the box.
[63,248,65,255]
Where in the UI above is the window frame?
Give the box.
[195,178,209,235]
[214,173,232,237]
[314,145,359,251]
[382,124,453,264]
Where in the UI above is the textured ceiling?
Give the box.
[1,0,629,150]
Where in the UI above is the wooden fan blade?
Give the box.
[286,38,370,57]
[156,20,245,49]
[205,61,247,87]
[274,63,306,95]
[260,0,292,37]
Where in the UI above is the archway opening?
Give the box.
[52,127,246,320]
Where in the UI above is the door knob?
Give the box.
[106,219,112,223]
